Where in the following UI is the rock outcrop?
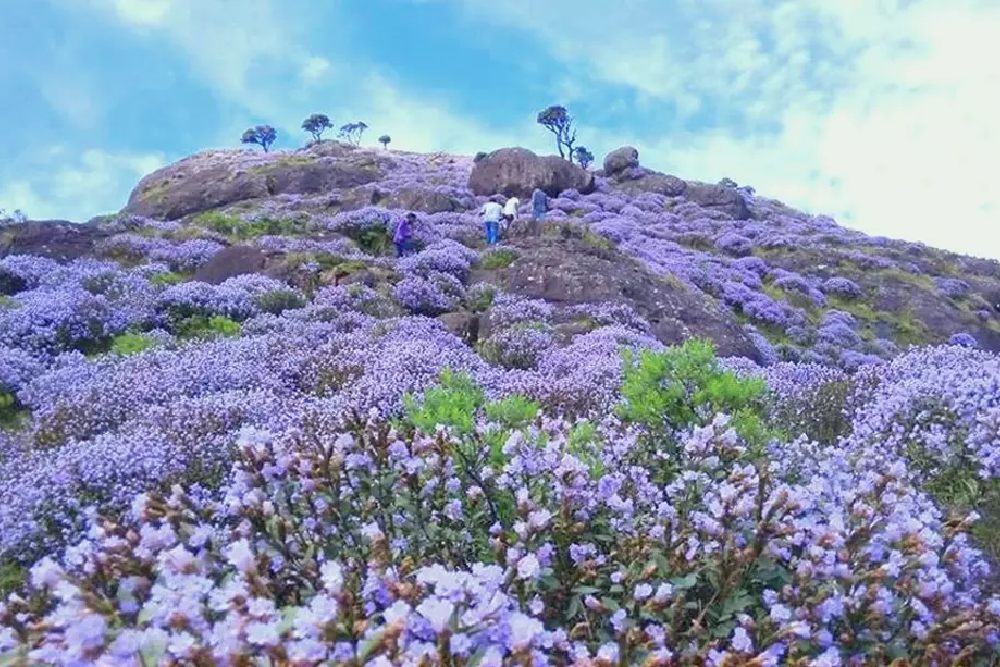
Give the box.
[376,187,461,213]
[470,224,760,360]
[602,146,640,175]
[0,220,110,260]
[468,148,595,198]
[192,245,267,284]
[601,146,751,220]
[125,144,383,220]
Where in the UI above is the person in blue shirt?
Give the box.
[531,188,547,236]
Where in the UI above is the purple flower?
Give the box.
[416,597,454,634]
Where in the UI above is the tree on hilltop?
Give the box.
[241,125,277,152]
[378,134,391,149]
[537,105,577,162]
[0,208,27,224]
[339,122,369,146]
[573,146,594,169]
[302,113,333,143]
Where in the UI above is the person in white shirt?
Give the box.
[502,197,519,223]
[480,199,503,246]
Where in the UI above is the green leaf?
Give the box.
[670,573,699,590]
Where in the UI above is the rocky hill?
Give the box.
[4,141,999,367]
[3,140,1000,661]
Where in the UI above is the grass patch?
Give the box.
[925,467,1000,565]
[672,233,716,252]
[661,273,689,292]
[891,310,931,346]
[175,315,242,339]
[876,268,935,290]
[479,247,518,270]
[110,332,159,356]
[0,392,30,432]
[352,225,392,256]
[0,295,18,308]
[150,271,188,286]
[192,210,312,240]
[762,283,819,315]
[248,155,317,175]
[0,561,25,596]
[137,180,171,204]
[825,295,930,346]
[581,228,616,253]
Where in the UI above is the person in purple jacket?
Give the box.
[394,212,416,257]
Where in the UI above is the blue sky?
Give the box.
[2,0,999,258]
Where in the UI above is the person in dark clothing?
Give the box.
[394,212,416,257]
[531,188,548,236]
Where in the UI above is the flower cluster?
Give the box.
[3,402,997,664]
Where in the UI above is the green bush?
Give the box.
[0,392,29,432]
[175,315,241,339]
[193,211,308,240]
[0,561,25,597]
[355,225,392,256]
[254,290,306,315]
[149,271,187,286]
[483,394,539,429]
[566,419,604,478]
[109,332,159,356]
[465,284,497,313]
[403,369,484,435]
[617,339,770,446]
[479,247,518,270]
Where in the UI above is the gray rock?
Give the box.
[438,311,480,345]
[602,146,640,175]
[0,220,110,260]
[469,225,760,360]
[192,245,267,284]
[614,172,687,198]
[125,146,383,220]
[378,187,460,213]
[683,181,751,220]
[468,147,595,199]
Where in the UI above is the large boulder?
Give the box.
[0,220,110,260]
[377,187,461,213]
[125,145,383,220]
[683,181,751,220]
[602,146,639,175]
[613,172,687,198]
[468,147,595,198]
[192,245,267,284]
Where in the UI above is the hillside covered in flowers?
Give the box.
[1,141,999,664]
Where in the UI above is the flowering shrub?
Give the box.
[949,332,979,348]
[393,275,455,316]
[479,325,554,370]
[3,355,998,663]
[936,277,971,298]
[821,276,862,299]
[714,232,753,256]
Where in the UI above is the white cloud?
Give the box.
[448,0,1000,258]
[353,74,543,155]
[110,0,173,26]
[0,148,166,220]
[300,56,332,83]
